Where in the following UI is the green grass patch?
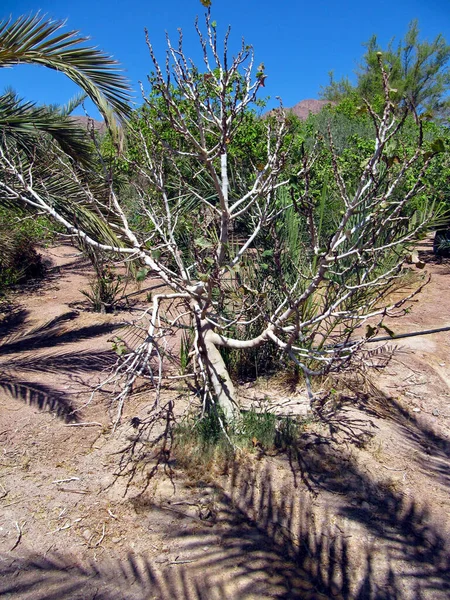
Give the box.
[172,407,310,478]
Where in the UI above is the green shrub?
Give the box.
[0,208,54,291]
[78,243,125,313]
[80,265,124,313]
[174,407,305,462]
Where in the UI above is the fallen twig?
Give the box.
[2,500,21,508]
[56,487,89,494]
[89,523,106,548]
[10,521,23,551]
[160,504,214,527]
[47,523,72,535]
[64,422,103,427]
[366,324,450,343]
[52,477,80,484]
[380,464,406,471]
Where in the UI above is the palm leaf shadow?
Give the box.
[0,465,427,600]
[0,375,79,423]
[0,310,123,355]
[337,379,450,493]
[0,551,228,600]
[1,448,449,599]
[0,307,123,422]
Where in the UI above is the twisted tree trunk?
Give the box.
[198,319,240,424]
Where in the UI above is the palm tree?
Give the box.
[0,15,133,286]
[0,89,97,166]
[0,13,133,216]
[0,13,131,123]
[0,13,132,163]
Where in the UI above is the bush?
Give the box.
[78,243,125,313]
[0,208,53,291]
[174,407,306,470]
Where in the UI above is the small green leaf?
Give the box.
[195,236,214,249]
[111,337,127,356]
[366,324,377,338]
[430,138,445,154]
[136,267,148,282]
[226,264,241,274]
[380,324,396,338]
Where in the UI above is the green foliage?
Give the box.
[238,410,279,448]
[0,91,96,167]
[0,233,43,290]
[420,122,450,214]
[321,21,450,116]
[80,269,123,313]
[179,330,193,375]
[300,97,450,218]
[79,244,125,313]
[0,207,56,292]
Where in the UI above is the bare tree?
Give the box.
[0,13,439,428]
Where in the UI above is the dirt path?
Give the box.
[0,241,449,599]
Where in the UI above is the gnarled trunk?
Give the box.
[198,319,240,424]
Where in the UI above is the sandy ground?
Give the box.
[0,240,449,599]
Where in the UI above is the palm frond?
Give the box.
[0,91,95,165]
[0,134,132,249]
[0,14,132,123]
[59,91,88,116]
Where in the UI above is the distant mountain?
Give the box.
[286,99,334,120]
[264,99,334,121]
[69,116,107,135]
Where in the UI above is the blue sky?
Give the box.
[1,0,449,117]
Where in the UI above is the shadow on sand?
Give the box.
[0,307,122,423]
[1,449,449,599]
[0,304,449,597]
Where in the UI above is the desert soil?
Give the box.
[0,239,449,599]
